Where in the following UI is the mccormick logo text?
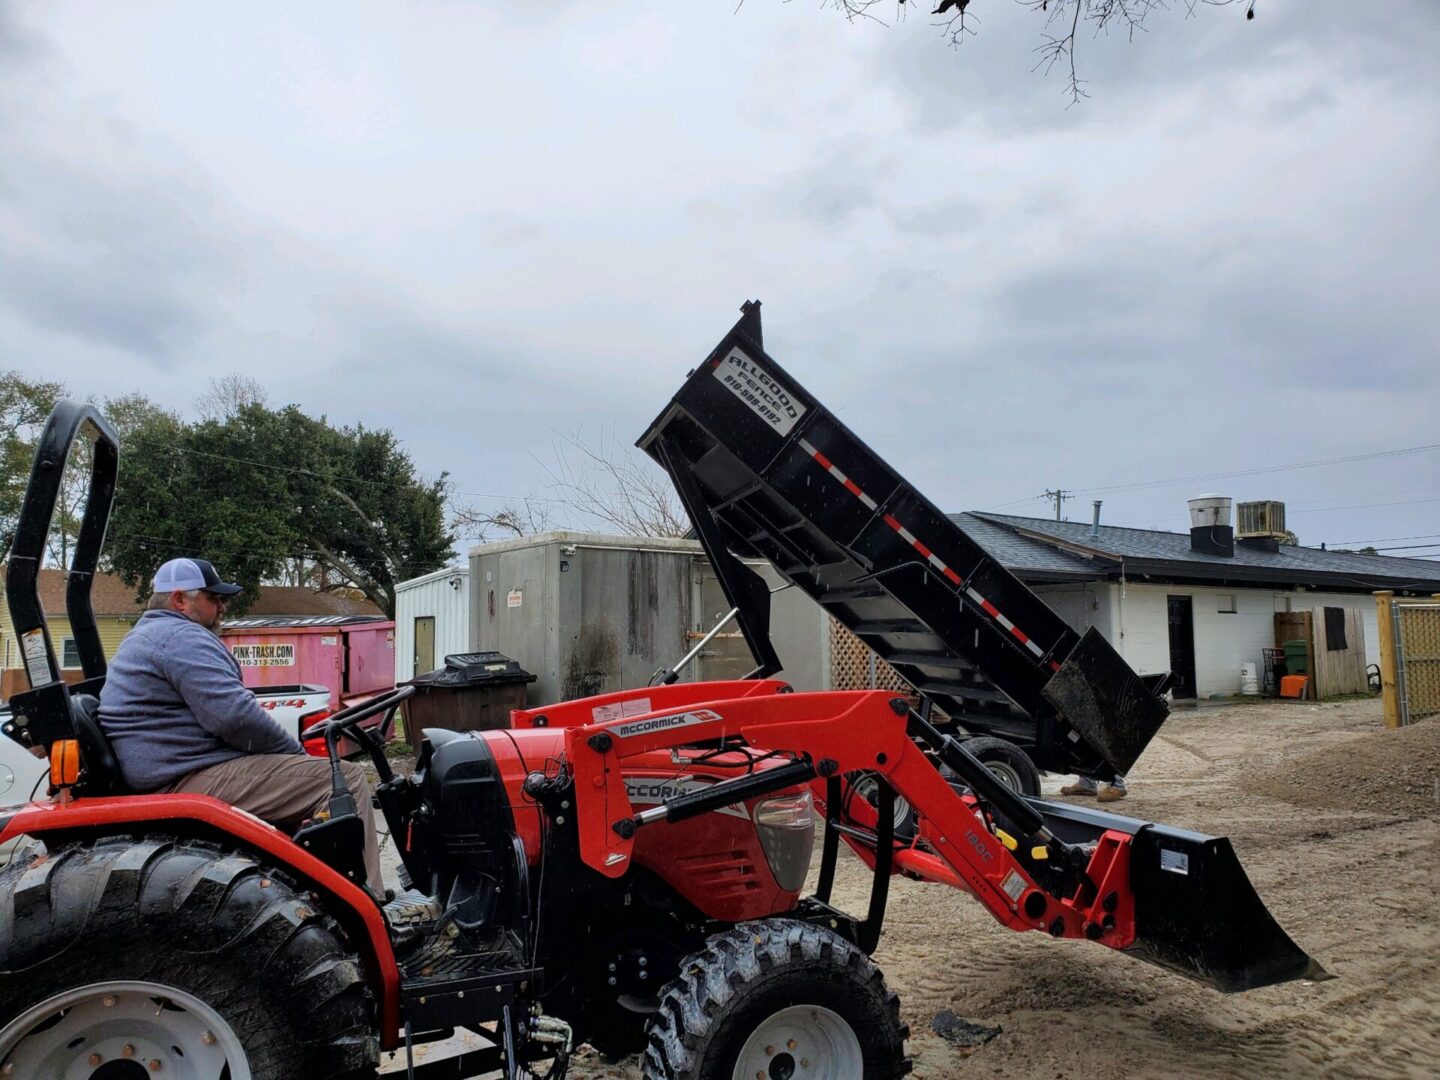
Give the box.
[612,708,720,739]
[624,775,749,819]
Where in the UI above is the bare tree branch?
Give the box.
[792,1,1258,101]
[451,498,556,543]
[541,431,690,539]
[195,374,268,423]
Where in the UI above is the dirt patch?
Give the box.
[1243,714,1439,818]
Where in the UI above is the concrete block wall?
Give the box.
[1036,581,1380,698]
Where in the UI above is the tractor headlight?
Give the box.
[754,789,815,892]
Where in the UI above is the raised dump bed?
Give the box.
[639,302,1170,780]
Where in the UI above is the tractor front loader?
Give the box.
[0,319,1322,1080]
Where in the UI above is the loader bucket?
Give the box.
[1037,800,1329,992]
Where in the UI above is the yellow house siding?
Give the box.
[0,614,137,670]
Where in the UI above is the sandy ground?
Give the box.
[381,697,1440,1079]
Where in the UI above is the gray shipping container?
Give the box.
[469,532,828,707]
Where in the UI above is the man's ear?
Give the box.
[168,590,187,612]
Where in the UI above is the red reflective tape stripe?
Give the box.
[980,599,1000,618]
[813,449,834,470]
[843,478,865,499]
[1050,661,1062,672]
[912,539,933,559]
[1009,626,1031,646]
[883,514,903,532]
[943,567,962,585]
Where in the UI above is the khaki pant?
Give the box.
[167,754,384,896]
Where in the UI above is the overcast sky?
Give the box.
[2,1,1437,560]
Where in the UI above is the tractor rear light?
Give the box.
[755,790,815,892]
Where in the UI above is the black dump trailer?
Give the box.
[639,302,1171,782]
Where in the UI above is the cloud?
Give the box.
[0,0,1436,548]
[0,26,239,363]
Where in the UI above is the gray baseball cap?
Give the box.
[152,557,243,596]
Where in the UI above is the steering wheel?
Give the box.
[301,684,415,781]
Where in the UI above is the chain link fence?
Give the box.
[1394,602,1440,724]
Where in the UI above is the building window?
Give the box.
[1217,594,1237,614]
[61,637,83,669]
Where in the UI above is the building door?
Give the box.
[1167,595,1197,699]
[414,616,436,677]
[693,564,755,683]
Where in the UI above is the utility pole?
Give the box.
[1043,488,1070,521]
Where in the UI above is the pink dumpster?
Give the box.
[219,616,397,744]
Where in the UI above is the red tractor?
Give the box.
[0,317,1323,1079]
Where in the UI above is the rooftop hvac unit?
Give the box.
[1237,500,1287,539]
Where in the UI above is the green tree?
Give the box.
[105,402,453,617]
[0,371,65,558]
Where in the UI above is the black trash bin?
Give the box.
[403,652,537,734]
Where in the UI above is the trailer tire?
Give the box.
[643,919,910,1080]
[962,736,1042,797]
[0,836,378,1080]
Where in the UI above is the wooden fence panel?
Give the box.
[1310,606,1367,698]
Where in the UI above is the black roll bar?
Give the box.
[5,400,120,690]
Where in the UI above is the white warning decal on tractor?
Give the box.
[1000,869,1027,902]
[592,697,653,724]
[1160,849,1190,876]
[612,708,720,740]
[624,775,748,819]
[713,348,806,436]
[20,628,51,686]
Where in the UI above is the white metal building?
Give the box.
[394,565,470,683]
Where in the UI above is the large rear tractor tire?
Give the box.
[0,836,378,1080]
[643,920,910,1080]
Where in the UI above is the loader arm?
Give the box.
[565,689,1327,992]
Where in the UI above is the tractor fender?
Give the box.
[0,793,402,1047]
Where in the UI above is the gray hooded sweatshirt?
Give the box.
[98,609,303,792]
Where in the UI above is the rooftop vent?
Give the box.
[1188,494,1234,558]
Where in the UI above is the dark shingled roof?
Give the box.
[949,513,1440,594]
[7,570,384,619]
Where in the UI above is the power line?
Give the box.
[1072,441,1440,496]
[1289,495,1440,515]
[1330,532,1440,546]
[123,437,571,505]
[978,441,1440,514]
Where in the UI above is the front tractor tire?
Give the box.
[0,836,378,1080]
[643,920,910,1080]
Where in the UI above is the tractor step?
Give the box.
[400,929,543,1031]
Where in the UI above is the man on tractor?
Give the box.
[97,556,387,898]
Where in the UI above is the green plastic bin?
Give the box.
[1283,639,1309,676]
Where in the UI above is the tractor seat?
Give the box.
[70,693,127,796]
